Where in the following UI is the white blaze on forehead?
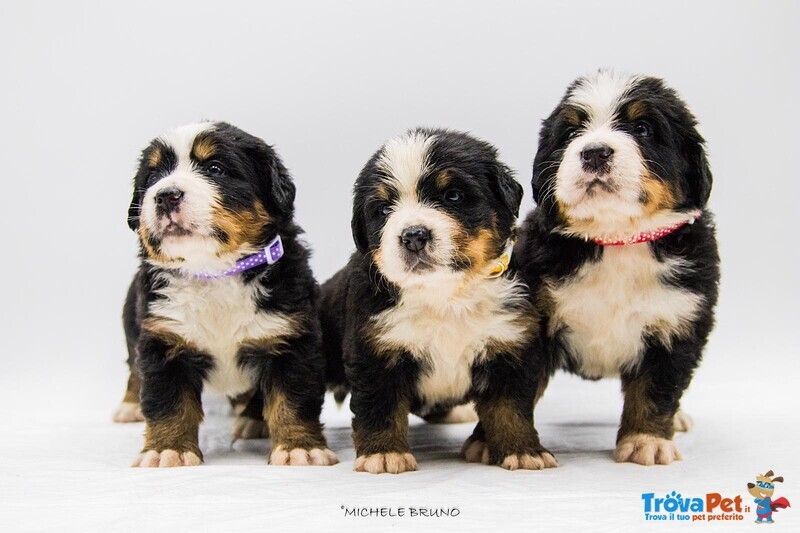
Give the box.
[568,71,641,129]
[376,131,436,200]
[158,121,217,161]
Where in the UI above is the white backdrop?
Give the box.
[1,1,798,531]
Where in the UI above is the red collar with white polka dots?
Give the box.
[592,210,702,246]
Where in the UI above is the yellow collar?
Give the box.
[486,240,515,279]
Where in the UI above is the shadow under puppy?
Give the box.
[320,128,556,473]
[118,121,337,467]
[516,71,720,465]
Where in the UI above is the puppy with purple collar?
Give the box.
[516,71,720,465]
[116,122,337,468]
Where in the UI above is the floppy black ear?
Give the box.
[249,141,296,220]
[490,163,524,218]
[686,138,713,208]
[531,114,559,206]
[350,184,369,254]
[531,154,547,205]
[127,157,151,231]
[266,154,296,218]
[127,187,142,231]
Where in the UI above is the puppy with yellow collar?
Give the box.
[320,128,556,474]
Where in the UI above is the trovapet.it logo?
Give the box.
[641,469,792,524]
[642,491,746,523]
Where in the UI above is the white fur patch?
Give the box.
[376,131,435,200]
[372,275,528,412]
[148,274,297,396]
[377,199,460,286]
[568,70,641,127]
[548,245,703,379]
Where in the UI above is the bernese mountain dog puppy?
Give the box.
[116,122,338,468]
[516,71,720,465]
[320,128,557,474]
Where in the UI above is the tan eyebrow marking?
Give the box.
[435,170,453,189]
[626,100,647,120]
[563,107,582,126]
[191,135,216,161]
[147,146,162,167]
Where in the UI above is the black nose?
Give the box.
[581,143,614,172]
[155,187,184,214]
[400,225,431,253]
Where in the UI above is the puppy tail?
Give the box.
[331,384,350,407]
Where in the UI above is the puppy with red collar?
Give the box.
[516,71,720,465]
[116,122,337,468]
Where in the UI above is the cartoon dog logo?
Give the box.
[747,470,791,524]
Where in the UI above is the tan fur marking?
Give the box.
[352,398,410,456]
[436,170,453,189]
[618,375,674,441]
[148,146,162,168]
[375,183,391,202]
[563,107,581,126]
[626,100,647,120]
[143,390,204,457]
[123,370,141,404]
[211,201,271,258]
[475,397,535,457]
[263,390,327,451]
[641,172,676,215]
[461,227,501,274]
[191,135,216,161]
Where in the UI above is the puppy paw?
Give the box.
[500,452,558,471]
[354,452,417,474]
[461,437,557,469]
[673,410,694,432]
[231,416,269,440]
[132,449,201,468]
[270,445,339,466]
[615,434,682,465]
[461,437,490,464]
[112,401,144,423]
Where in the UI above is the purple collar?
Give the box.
[194,235,284,280]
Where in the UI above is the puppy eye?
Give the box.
[207,163,225,176]
[565,128,579,140]
[378,204,392,217]
[633,121,653,138]
[443,189,464,203]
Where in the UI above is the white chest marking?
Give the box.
[549,245,703,379]
[372,275,528,411]
[148,275,296,396]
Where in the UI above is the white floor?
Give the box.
[0,367,797,532]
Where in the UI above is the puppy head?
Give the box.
[532,70,711,238]
[127,122,295,272]
[351,128,522,289]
